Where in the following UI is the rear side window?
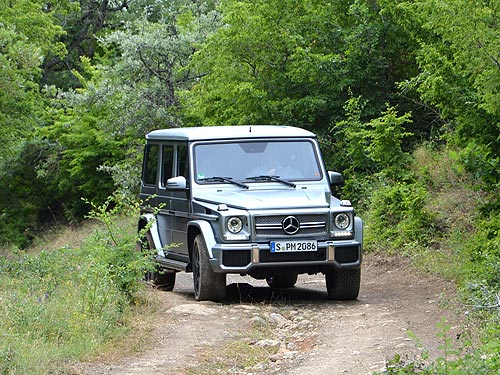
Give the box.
[143,144,159,185]
[177,143,189,182]
[162,145,174,185]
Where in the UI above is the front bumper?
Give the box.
[209,240,362,274]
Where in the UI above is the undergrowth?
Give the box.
[0,193,154,374]
[361,145,500,374]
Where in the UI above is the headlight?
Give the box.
[334,213,350,230]
[227,217,243,233]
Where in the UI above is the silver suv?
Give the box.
[138,126,362,301]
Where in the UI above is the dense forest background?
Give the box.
[1,0,500,371]
[1,0,499,247]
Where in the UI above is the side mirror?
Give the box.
[328,171,344,187]
[166,176,187,189]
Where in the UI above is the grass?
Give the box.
[183,321,279,375]
[366,145,500,374]
[0,195,157,374]
[184,338,276,375]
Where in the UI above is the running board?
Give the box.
[156,256,190,272]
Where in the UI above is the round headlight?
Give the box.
[227,217,243,233]
[334,213,350,230]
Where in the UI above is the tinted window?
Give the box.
[162,145,174,185]
[177,143,189,186]
[143,144,159,185]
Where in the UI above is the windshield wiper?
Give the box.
[246,175,296,188]
[199,176,249,189]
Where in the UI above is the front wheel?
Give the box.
[192,234,226,302]
[325,268,361,300]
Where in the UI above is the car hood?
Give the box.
[194,187,331,210]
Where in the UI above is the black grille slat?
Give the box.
[259,248,327,262]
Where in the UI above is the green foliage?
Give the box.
[185,0,403,130]
[459,214,500,290]
[367,106,413,179]
[0,0,66,161]
[330,96,414,214]
[96,1,220,133]
[396,0,500,190]
[0,194,153,374]
[331,95,376,176]
[365,180,438,252]
[332,97,413,179]
[376,318,500,374]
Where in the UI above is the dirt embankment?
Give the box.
[72,254,460,375]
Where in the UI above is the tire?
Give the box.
[140,232,176,291]
[325,268,361,300]
[192,234,226,302]
[266,273,298,289]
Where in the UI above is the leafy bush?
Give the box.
[0,194,153,374]
[364,180,439,253]
[459,214,500,290]
[376,319,500,374]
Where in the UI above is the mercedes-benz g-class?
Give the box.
[138,125,362,301]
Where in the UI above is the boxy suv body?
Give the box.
[138,125,362,301]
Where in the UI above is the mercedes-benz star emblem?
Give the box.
[282,216,300,235]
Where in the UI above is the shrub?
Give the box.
[0,193,153,374]
[364,180,438,253]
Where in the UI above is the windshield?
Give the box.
[194,140,322,184]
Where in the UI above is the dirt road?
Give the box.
[73,254,460,375]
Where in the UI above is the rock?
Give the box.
[269,313,288,325]
[254,339,281,348]
[250,316,268,327]
[167,304,217,316]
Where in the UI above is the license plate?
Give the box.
[270,240,317,253]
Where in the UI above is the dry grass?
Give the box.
[413,145,484,230]
[183,336,276,375]
[0,209,156,375]
[409,145,486,279]
[0,221,99,258]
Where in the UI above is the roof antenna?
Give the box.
[249,126,252,133]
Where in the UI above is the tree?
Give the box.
[184,0,410,133]
[42,0,129,89]
[395,0,500,189]
[0,0,66,161]
[89,0,221,134]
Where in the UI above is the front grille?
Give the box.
[254,214,327,237]
[259,248,327,263]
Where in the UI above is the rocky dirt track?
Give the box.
[73,254,461,375]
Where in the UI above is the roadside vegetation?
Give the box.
[1,0,499,373]
[0,196,157,374]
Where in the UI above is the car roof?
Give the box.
[146,125,316,141]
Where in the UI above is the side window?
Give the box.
[143,144,159,186]
[177,142,189,185]
[162,144,174,185]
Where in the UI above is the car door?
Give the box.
[170,142,190,256]
[156,142,190,259]
[156,143,174,253]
